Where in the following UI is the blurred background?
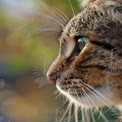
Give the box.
[0,0,120,122]
[0,0,79,122]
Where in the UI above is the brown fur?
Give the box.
[47,0,122,118]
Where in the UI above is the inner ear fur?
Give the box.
[78,0,95,8]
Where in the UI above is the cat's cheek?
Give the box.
[56,82,82,106]
[57,82,114,108]
[56,82,95,108]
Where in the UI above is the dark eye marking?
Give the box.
[81,64,107,70]
[115,6,122,13]
[90,41,114,51]
[90,41,122,56]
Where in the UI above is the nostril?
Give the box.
[47,74,56,85]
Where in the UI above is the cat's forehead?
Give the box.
[59,0,121,38]
[60,7,94,38]
[59,1,122,43]
[62,13,82,37]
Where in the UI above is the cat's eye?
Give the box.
[77,37,88,50]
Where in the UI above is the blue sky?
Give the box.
[2,0,33,8]
[0,0,34,18]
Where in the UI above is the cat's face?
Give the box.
[47,0,122,108]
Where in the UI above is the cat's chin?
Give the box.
[56,82,113,108]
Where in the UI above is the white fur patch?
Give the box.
[65,41,75,57]
[56,82,83,106]
[63,35,76,58]
[117,105,122,112]
[78,0,90,7]
[56,82,113,108]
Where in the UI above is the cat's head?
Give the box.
[47,0,122,108]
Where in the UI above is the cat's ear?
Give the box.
[78,0,98,8]
[78,0,102,8]
[78,0,90,8]
[78,0,122,8]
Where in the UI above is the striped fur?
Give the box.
[47,0,122,121]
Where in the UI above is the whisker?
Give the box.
[59,103,71,122]
[74,104,79,122]
[82,88,92,108]
[54,90,64,100]
[102,106,113,114]
[35,1,68,27]
[74,89,81,104]
[83,92,98,122]
[52,6,69,22]
[90,109,96,122]
[85,86,111,108]
[68,0,75,16]
[67,102,72,122]
[81,108,85,122]
[64,97,69,104]
[82,88,109,122]
[85,85,115,117]
[85,109,91,122]
[39,1,69,22]
[97,109,103,120]
[42,10,66,27]
[55,92,61,99]
[99,113,109,122]
[82,89,91,122]
[38,28,61,32]
[35,12,65,27]
[48,6,68,24]
[53,90,59,95]
[79,80,113,106]
[31,1,70,36]
[74,89,80,122]
[41,32,60,35]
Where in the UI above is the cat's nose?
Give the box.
[47,74,56,85]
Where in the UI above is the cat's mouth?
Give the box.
[56,80,113,108]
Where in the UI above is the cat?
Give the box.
[47,0,122,121]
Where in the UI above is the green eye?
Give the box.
[78,37,88,50]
